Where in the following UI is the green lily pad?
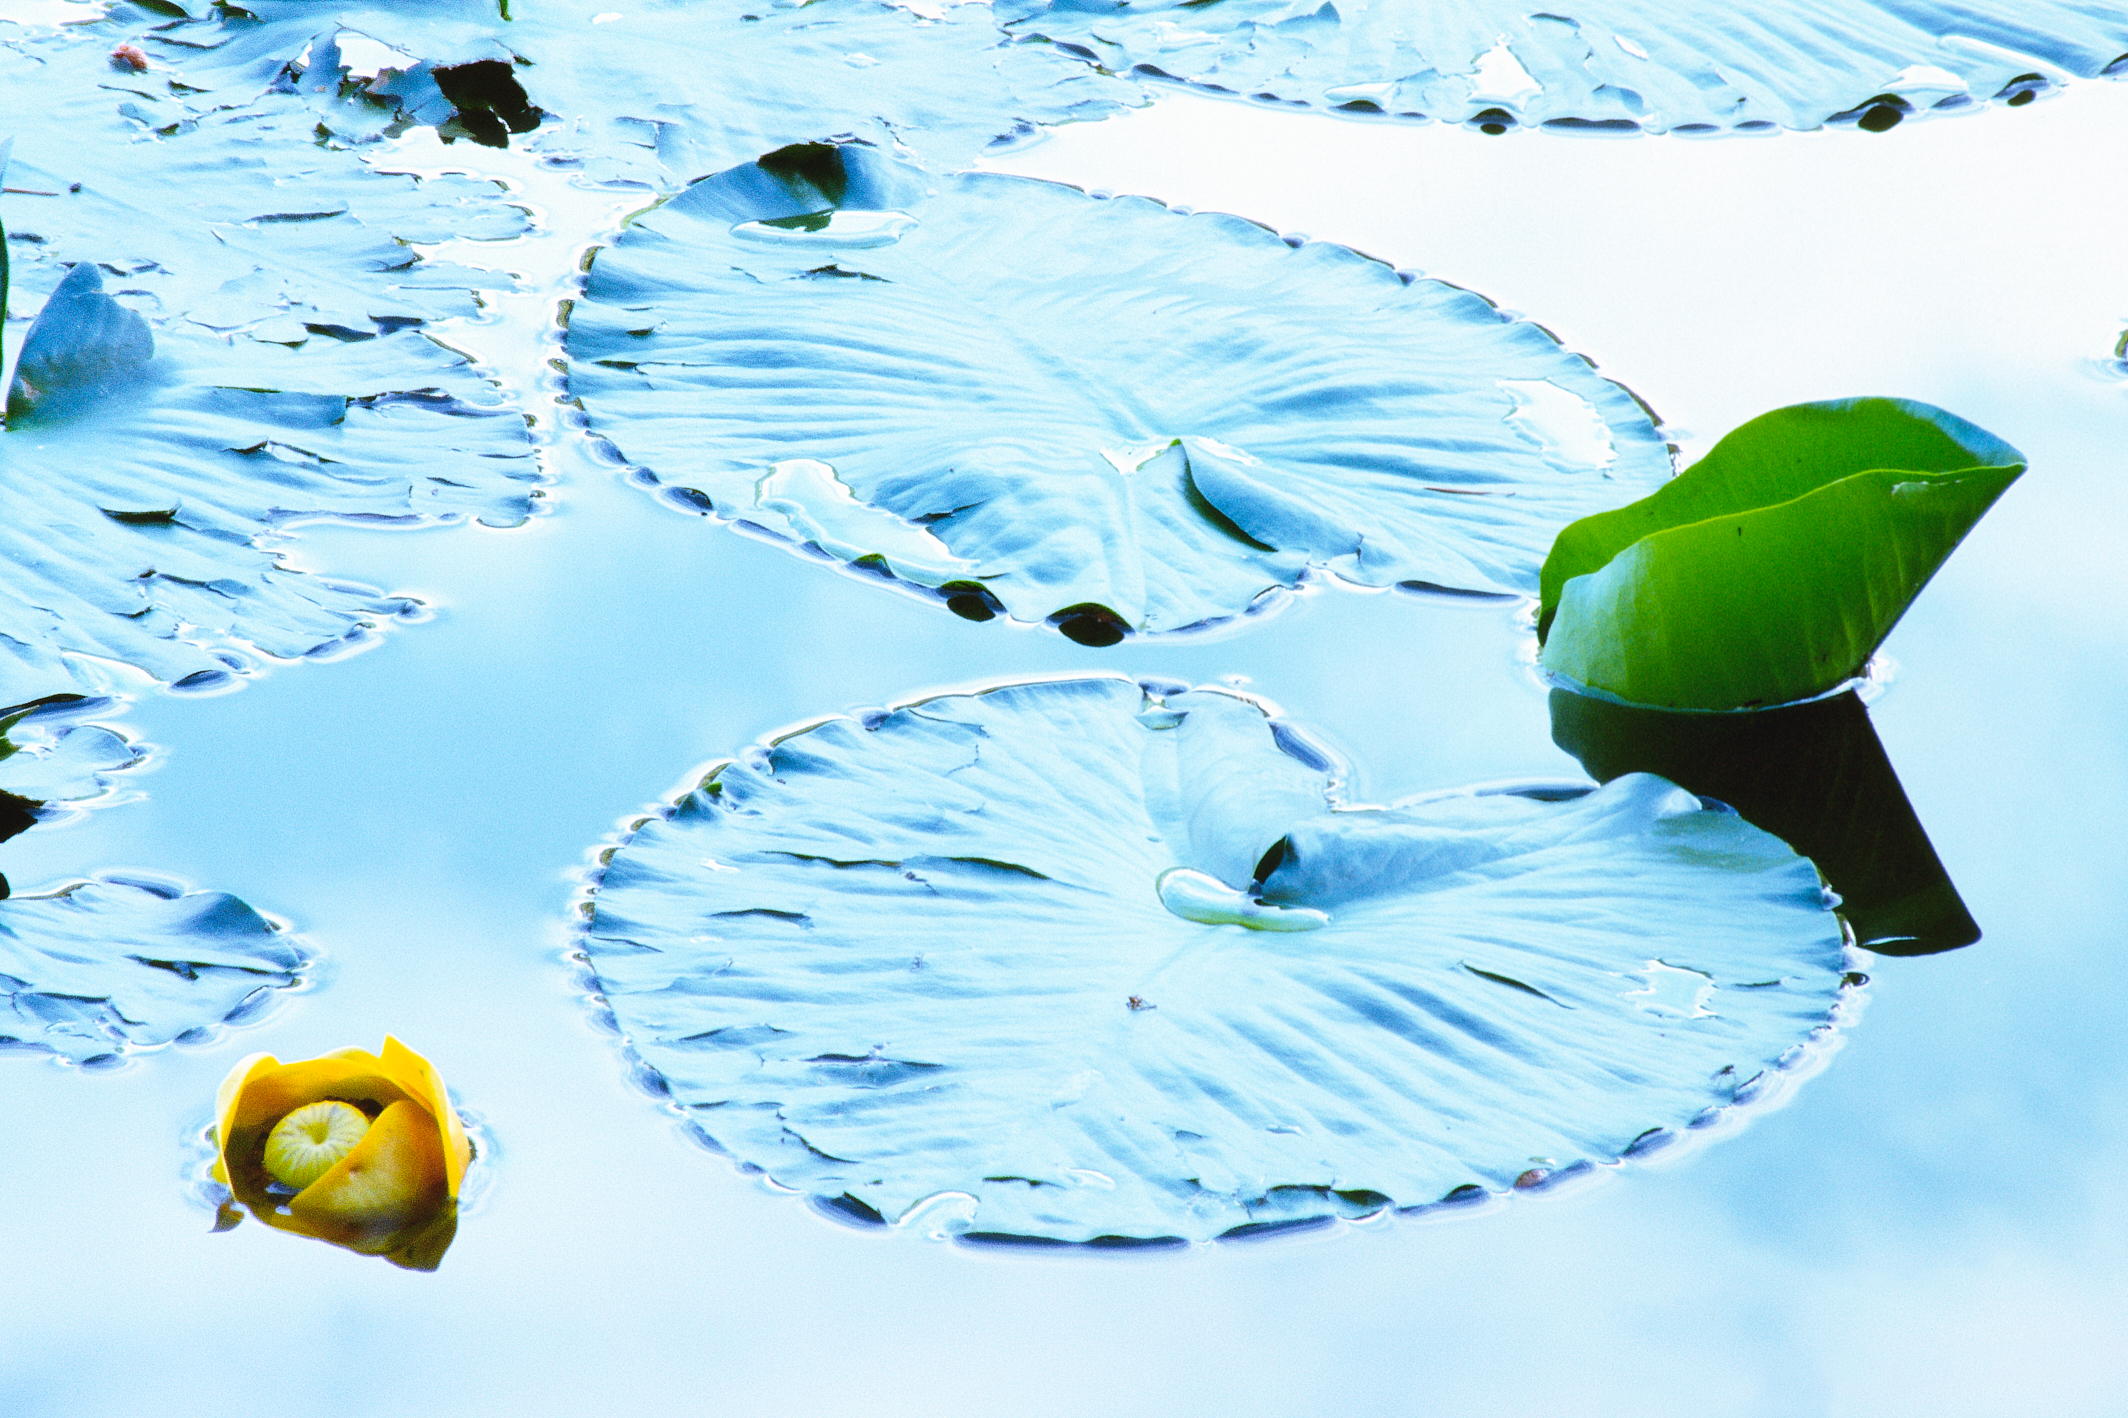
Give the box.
[0,0,1136,690]
[581,676,1854,1243]
[566,144,1669,636]
[1000,0,2127,134]
[1,875,310,1066]
[1538,399,2023,711]
[0,693,148,898]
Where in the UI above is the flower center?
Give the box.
[263,1101,371,1190]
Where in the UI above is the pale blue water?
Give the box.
[2,80,2125,1418]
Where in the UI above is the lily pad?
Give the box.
[92,0,1134,185]
[0,875,310,1065]
[581,675,1854,1242]
[0,19,540,698]
[1000,0,2128,133]
[567,144,1669,636]
[0,694,146,833]
[1537,399,2023,711]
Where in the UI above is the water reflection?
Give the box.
[214,1192,461,1273]
[1549,689,1978,956]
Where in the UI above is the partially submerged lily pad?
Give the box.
[568,145,1669,636]
[84,0,1133,184]
[1000,0,2128,133]
[0,19,540,698]
[0,695,147,843]
[0,876,310,1065]
[581,675,1854,1242]
[514,0,1136,188]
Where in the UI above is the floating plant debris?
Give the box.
[580,675,1854,1242]
[567,144,1668,635]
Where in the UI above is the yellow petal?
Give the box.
[288,1099,448,1239]
[210,1036,471,1268]
[211,1052,280,1188]
[378,1035,473,1199]
[225,1050,420,1137]
[380,1203,459,1272]
[214,1052,277,1139]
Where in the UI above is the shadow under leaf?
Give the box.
[1549,688,1977,956]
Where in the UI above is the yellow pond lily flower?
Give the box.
[211,1036,474,1271]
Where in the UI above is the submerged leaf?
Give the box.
[0,877,310,1065]
[1001,0,2128,133]
[1538,399,2023,710]
[583,676,1852,1242]
[568,145,1668,633]
[5,261,153,422]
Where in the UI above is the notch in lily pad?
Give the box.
[1537,399,2023,711]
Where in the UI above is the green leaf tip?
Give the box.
[1537,398,2024,712]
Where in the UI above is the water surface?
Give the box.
[2,81,2125,1418]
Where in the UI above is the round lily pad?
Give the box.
[567,145,1668,637]
[1000,0,2128,133]
[581,675,1856,1242]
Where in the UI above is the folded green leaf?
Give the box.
[1537,398,2023,710]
